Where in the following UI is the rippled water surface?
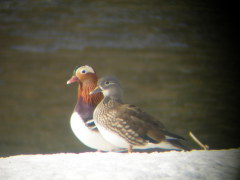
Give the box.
[0,0,239,156]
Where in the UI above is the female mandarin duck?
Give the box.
[90,76,188,153]
[67,65,122,151]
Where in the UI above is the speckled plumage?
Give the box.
[91,76,188,152]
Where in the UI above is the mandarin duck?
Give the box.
[90,76,188,152]
[67,65,122,151]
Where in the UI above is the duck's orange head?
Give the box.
[67,65,97,85]
[67,65,102,104]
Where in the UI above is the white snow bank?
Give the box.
[0,149,239,180]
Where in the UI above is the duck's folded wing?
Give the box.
[113,104,185,144]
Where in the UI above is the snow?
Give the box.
[0,149,239,180]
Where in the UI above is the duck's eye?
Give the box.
[105,81,110,85]
[81,70,86,74]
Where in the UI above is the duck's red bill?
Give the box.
[67,76,79,84]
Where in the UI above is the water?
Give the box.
[0,0,239,156]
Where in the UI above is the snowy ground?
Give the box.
[0,149,239,180]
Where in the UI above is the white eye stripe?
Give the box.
[104,81,115,86]
[78,65,95,74]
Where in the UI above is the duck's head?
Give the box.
[90,76,123,102]
[67,65,96,85]
[67,65,102,104]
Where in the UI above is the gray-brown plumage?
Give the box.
[90,76,188,152]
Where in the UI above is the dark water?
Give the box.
[0,0,239,156]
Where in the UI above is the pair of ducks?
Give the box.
[67,65,188,152]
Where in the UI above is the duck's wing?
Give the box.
[112,104,185,145]
[85,119,98,131]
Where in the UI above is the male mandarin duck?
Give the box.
[67,65,122,151]
[90,76,188,153]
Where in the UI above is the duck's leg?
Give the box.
[128,145,133,153]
